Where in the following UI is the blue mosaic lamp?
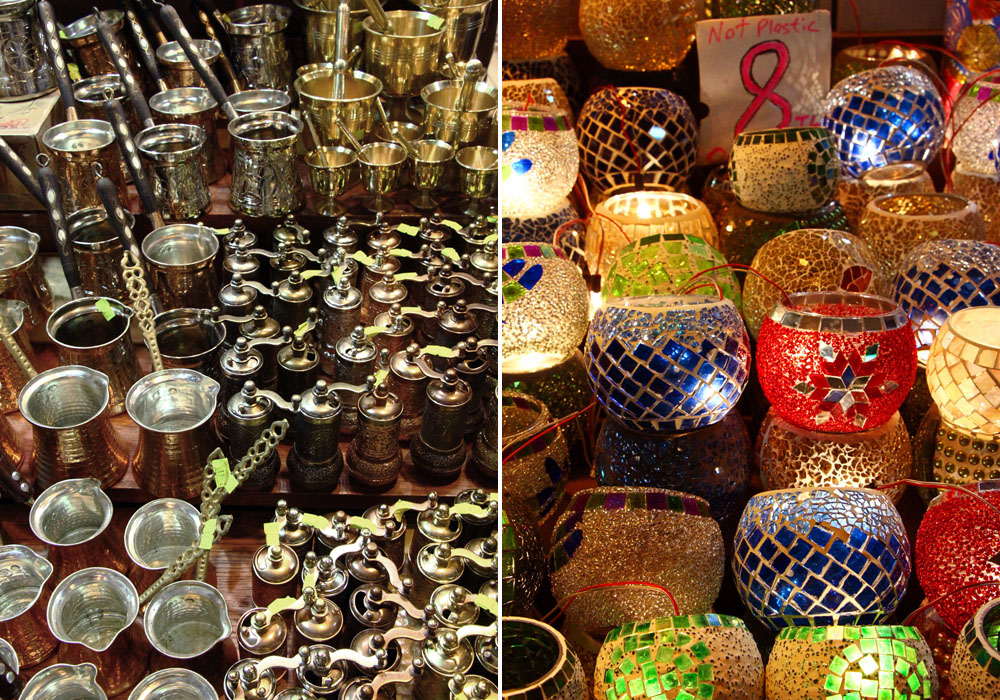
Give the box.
[585,295,750,433]
[891,238,1000,366]
[732,486,911,631]
[822,65,945,178]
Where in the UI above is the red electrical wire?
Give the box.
[501,401,597,465]
[684,262,796,308]
[681,281,724,300]
[876,479,1000,520]
[542,581,681,624]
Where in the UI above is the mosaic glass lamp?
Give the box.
[501,79,574,123]
[502,617,588,700]
[732,486,911,631]
[891,239,1000,366]
[837,161,935,232]
[502,198,580,245]
[593,615,764,700]
[920,410,1000,487]
[503,349,590,448]
[859,193,988,278]
[577,87,697,188]
[549,488,725,636]
[501,243,590,374]
[601,232,740,309]
[729,127,840,214]
[502,0,575,62]
[502,53,584,112]
[501,391,569,522]
[586,191,718,277]
[926,306,1000,437]
[501,496,545,617]
[951,74,1000,175]
[832,43,937,84]
[822,65,946,177]
[713,0,815,16]
[757,408,913,502]
[766,625,939,700]
[579,0,697,72]
[952,164,1000,241]
[501,104,579,218]
[915,482,1000,633]
[595,409,751,525]
[744,228,888,340]
[951,597,1000,698]
[756,291,918,433]
[586,295,750,434]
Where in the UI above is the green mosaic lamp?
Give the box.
[951,597,1000,699]
[593,614,764,700]
[502,617,588,700]
[766,625,939,700]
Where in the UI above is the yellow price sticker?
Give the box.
[451,502,492,518]
[474,593,498,616]
[299,513,331,531]
[364,325,390,337]
[94,298,116,321]
[67,63,82,81]
[484,233,498,244]
[398,223,420,236]
[349,516,380,532]
[266,596,299,618]
[392,499,421,519]
[351,251,376,266]
[421,345,458,358]
[427,14,445,30]
[442,219,464,231]
[199,518,217,550]
[373,369,388,388]
[214,228,230,235]
[332,266,344,285]
[301,269,327,280]
[441,247,460,261]
[395,272,418,281]
[264,521,281,548]
[294,321,310,338]
[389,248,413,258]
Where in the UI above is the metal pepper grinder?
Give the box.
[413,502,463,556]
[345,539,391,590]
[388,343,429,440]
[227,381,282,490]
[412,543,464,607]
[335,327,378,434]
[241,305,282,388]
[469,237,497,282]
[347,583,396,636]
[223,242,263,284]
[316,511,357,554]
[455,339,488,434]
[422,214,452,246]
[312,554,349,609]
[295,644,353,697]
[454,488,499,542]
[419,265,466,342]
[415,628,474,700]
[251,542,300,608]
[365,272,408,325]
[274,214,308,250]
[224,659,277,700]
[273,271,314,329]
[347,377,403,488]
[0,647,22,700]
[287,380,344,491]
[450,675,498,700]
[360,250,401,304]
[476,274,498,341]
[362,503,406,567]
[277,332,320,400]
[462,536,498,586]
[226,219,257,249]
[436,300,479,351]
[218,337,265,437]
[411,369,472,482]
[219,273,260,331]
[430,584,480,629]
[323,215,358,254]
[320,276,363,375]
[371,303,415,357]
[367,218,401,254]
[268,242,309,283]
[274,501,315,556]
[294,587,344,649]
[348,628,396,677]
[237,607,288,659]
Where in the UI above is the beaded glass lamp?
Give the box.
[502,0,576,62]
[836,161,934,232]
[501,79,574,122]
[501,104,579,218]
[577,87,697,188]
[729,127,840,214]
[915,482,1000,633]
[586,191,718,277]
[502,243,590,373]
[579,0,697,72]
[502,618,588,700]
[595,410,751,525]
[501,391,569,521]
[744,228,888,339]
[757,409,912,502]
[501,496,545,617]
[951,74,1000,175]
[503,349,590,448]
[756,291,918,433]
[822,65,946,177]
[951,597,1000,699]
[586,295,751,433]
[549,488,725,636]
[766,625,939,700]
[601,232,740,308]
[926,306,1000,436]
[593,615,764,700]
[733,486,911,630]
[921,412,1000,487]
[859,193,988,277]
[891,239,1000,366]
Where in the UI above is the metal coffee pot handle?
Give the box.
[95,9,154,125]
[36,158,83,299]
[0,138,42,204]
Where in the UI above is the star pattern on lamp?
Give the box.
[793,342,900,428]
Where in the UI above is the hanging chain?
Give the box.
[121,250,164,372]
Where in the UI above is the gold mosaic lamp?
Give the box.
[837,161,935,232]
[502,617,588,700]
[593,614,764,700]
[952,164,1000,241]
[501,391,570,522]
[951,597,1000,699]
[501,79,574,123]
[766,625,939,700]
[578,0,698,72]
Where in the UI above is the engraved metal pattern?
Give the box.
[229,112,304,217]
[0,227,52,329]
[223,4,293,92]
[951,597,1000,697]
[121,251,163,372]
[579,0,697,72]
[732,487,911,630]
[586,295,750,433]
[0,300,37,413]
[0,1,54,100]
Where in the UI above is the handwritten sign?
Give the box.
[695,11,831,164]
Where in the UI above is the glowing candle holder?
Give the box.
[591,172,691,203]
[549,487,725,636]
[577,87,697,188]
[767,625,939,700]
[891,239,1000,366]
[601,231,740,308]
[595,409,751,524]
[502,198,580,245]
[501,104,579,218]
[733,486,911,630]
[579,0,697,72]
[586,295,750,434]
[859,193,988,277]
[502,52,584,112]
[836,161,934,232]
[951,74,1000,175]
[594,615,764,700]
[501,496,545,617]
[952,164,1000,240]
[502,0,576,62]
[823,65,945,177]
[926,306,1000,437]
[832,43,937,84]
[915,481,1000,633]
[744,228,887,339]
[501,78,574,122]
[502,618,588,700]
[729,126,840,214]
[501,391,569,522]
[951,597,1000,698]
[503,348,590,448]
[757,408,912,501]
[501,243,590,374]
[586,191,717,277]
[921,412,1000,486]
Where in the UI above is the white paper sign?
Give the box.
[695,11,832,165]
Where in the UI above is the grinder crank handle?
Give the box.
[103,98,162,226]
[95,9,155,126]
[37,1,77,119]
[0,138,42,205]
[160,4,238,120]
[37,162,84,298]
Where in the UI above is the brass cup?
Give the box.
[456,145,497,216]
[150,87,226,184]
[141,224,220,311]
[306,147,357,216]
[420,79,498,147]
[362,10,444,118]
[410,139,454,210]
[155,40,222,89]
[0,226,53,329]
[42,119,128,215]
[67,207,130,301]
[358,141,407,213]
[294,67,383,148]
[135,125,210,222]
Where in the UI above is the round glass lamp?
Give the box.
[502,617,587,700]
[837,161,934,232]
[502,198,580,245]
[733,486,911,630]
[832,43,937,84]
[952,163,1000,241]
[502,53,584,112]
[501,243,590,374]
[502,0,576,62]
[579,0,697,72]
[951,74,1000,175]
[503,349,590,448]
[823,65,945,177]
[951,597,1000,699]
[501,391,569,522]
[501,78,574,122]
[501,104,579,218]
[713,0,815,16]
[501,496,545,617]
[586,295,751,434]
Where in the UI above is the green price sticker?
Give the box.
[474,593,498,616]
[264,521,281,548]
[332,266,344,285]
[199,518,217,550]
[94,298,116,321]
[395,272,418,281]
[421,345,458,358]
[397,223,420,236]
[484,233,498,244]
[373,369,388,388]
[392,499,421,520]
[301,269,327,280]
[442,219,464,232]
[389,248,413,258]
[427,14,445,29]
[266,596,299,618]
[294,321,310,338]
[299,513,331,531]
[348,516,379,532]
[214,228,230,236]
[441,247,460,261]
[364,325,390,337]
[351,251,375,266]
